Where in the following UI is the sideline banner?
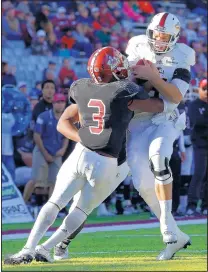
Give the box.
[2,163,34,224]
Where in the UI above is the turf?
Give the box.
[2,224,207,271]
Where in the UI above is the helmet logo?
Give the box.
[107,55,120,70]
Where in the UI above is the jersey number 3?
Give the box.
[88,99,105,135]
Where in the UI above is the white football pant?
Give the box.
[127,117,182,232]
[50,142,129,215]
[69,161,130,214]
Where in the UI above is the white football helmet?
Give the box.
[146,12,181,54]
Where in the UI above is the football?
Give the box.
[133,59,151,85]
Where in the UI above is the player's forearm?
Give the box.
[34,133,49,156]
[57,120,81,143]
[129,98,164,113]
[149,76,182,104]
[57,104,81,142]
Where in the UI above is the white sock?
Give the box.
[139,188,181,235]
[159,199,172,232]
[42,207,87,250]
[25,202,59,250]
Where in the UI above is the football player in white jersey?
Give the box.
[125,12,195,259]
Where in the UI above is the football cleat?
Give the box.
[54,245,69,261]
[35,245,53,263]
[157,232,191,260]
[4,247,34,265]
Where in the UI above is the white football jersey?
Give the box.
[126,35,195,119]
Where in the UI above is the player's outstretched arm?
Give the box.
[128,98,164,113]
[57,104,81,143]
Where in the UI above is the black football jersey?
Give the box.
[69,78,148,157]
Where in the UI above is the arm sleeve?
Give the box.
[162,69,191,113]
[34,113,45,135]
[170,68,191,97]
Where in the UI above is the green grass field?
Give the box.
[2,212,149,231]
[2,213,207,271]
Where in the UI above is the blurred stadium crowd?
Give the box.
[2,0,207,219]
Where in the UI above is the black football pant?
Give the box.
[170,145,181,213]
[187,146,208,210]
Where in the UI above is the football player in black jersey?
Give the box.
[5,47,164,265]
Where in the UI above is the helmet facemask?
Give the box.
[147,29,180,54]
[111,54,130,81]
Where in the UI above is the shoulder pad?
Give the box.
[126,35,147,56]
[176,43,196,66]
[70,78,89,88]
[68,79,83,104]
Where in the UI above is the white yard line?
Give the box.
[104,234,206,238]
[2,218,207,241]
[68,249,207,256]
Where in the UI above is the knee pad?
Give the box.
[149,154,173,185]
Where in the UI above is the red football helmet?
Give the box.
[87,46,129,83]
